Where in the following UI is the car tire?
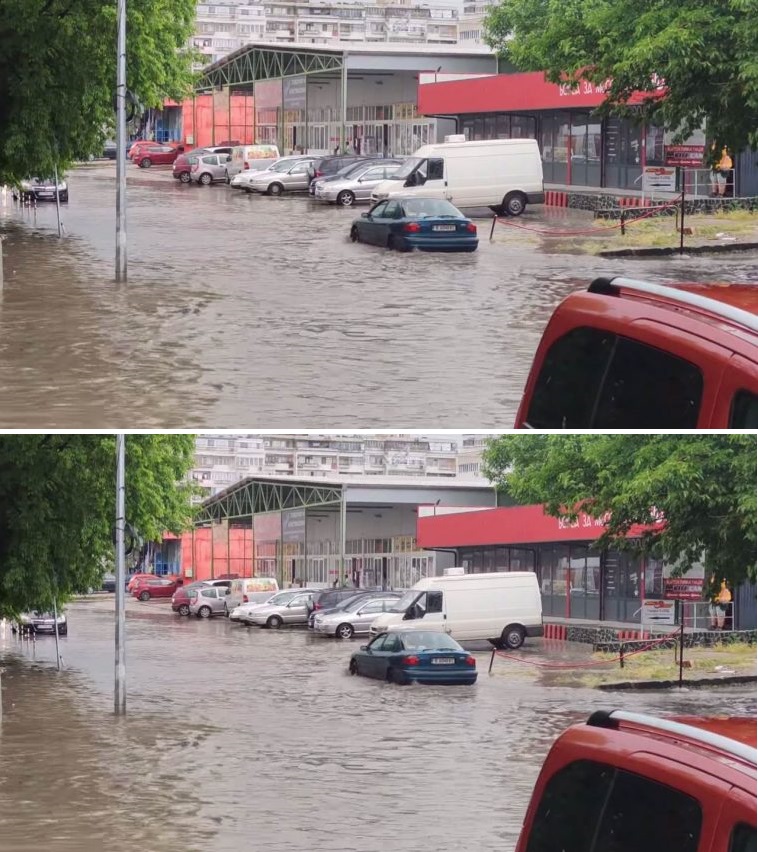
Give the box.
[349,659,359,676]
[224,603,229,617]
[267,182,284,196]
[350,225,360,243]
[267,615,283,629]
[199,173,212,186]
[60,192,69,203]
[387,235,398,251]
[224,170,230,184]
[140,157,151,168]
[503,191,527,217]
[387,666,406,685]
[198,606,212,619]
[336,623,354,640]
[179,172,191,184]
[58,627,67,636]
[139,591,150,601]
[502,624,525,650]
[178,604,190,616]
[336,190,355,207]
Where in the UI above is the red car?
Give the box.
[515,710,756,852]
[172,146,233,183]
[516,276,758,429]
[132,143,184,168]
[132,575,183,601]
[128,139,181,160]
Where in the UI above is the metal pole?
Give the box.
[115,434,127,715]
[52,597,61,671]
[53,164,62,238]
[340,54,348,154]
[339,490,347,587]
[678,613,685,688]
[115,0,127,281]
[679,169,685,256]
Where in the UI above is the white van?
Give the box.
[228,144,280,177]
[371,138,544,216]
[369,571,543,649]
[227,577,279,612]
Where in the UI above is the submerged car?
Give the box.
[14,611,68,636]
[314,593,402,638]
[350,197,478,252]
[349,629,477,684]
[17,177,68,203]
[315,161,404,207]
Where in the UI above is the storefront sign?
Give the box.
[641,599,676,625]
[283,76,306,111]
[642,166,677,193]
[282,508,306,543]
[663,577,704,601]
[665,145,705,167]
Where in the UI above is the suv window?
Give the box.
[730,390,758,427]
[525,759,702,852]
[526,327,703,428]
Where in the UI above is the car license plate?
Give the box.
[432,225,456,232]
[431,657,455,665]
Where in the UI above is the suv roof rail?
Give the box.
[589,276,758,334]
[587,709,758,766]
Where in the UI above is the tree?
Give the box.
[484,0,758,157]
[0,435,197,615]
[482,435,756,590]
[0,0,197,184]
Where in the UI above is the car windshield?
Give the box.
[398,631,462,652]
[402,198,461,219]
[392,157,423,179]
[390,590,421,612]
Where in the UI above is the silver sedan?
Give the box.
[247,158,316,195]
[314,163,403,207]
[248,590,315,628]
[313,594,401,639]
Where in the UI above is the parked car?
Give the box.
[232,589,313,624]
[131,576,183,601]
[190,152,233,185]
[128,139,182,160]
[513,710,756,852]
[230,155,311,190]
[314,593,402,638]
[247,590,316,628]
[308,157,390,197]
[172,148,209,182]
[171,580,212,615]
[307,590,375,628]
[315,162,404,207]
[308,155,373,188]
[133,144,184,168]
[126,572,160,593]
[16,177,68,203]
[515,276,758,429]
[101,573,117,592]
[308,587,366,619]
[349,629,477,685]
[13,611,68,636]
[350,197,478,252]
[246,158,316,195]
[189,584,232,618]
[227,577,279,613]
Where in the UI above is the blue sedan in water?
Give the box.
[350,197,478,252]
[348,629,478,685]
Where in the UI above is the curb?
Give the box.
[597,674,757,691]
[599,241,758,258]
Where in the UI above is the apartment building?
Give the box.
[458,0,494,44]
[191,434,465,501]
[456,434,490,478]
[192,0,459,66]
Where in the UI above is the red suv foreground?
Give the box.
[515,710,756,852]
[516,276,758,428]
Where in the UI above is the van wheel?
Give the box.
[502,625,525,649]
[503,191,527,217]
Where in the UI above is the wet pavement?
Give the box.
[1,163,757,428]
[0,598,754,852]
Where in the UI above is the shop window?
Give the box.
[512,115,536,139]
[473,116,485,140]
[485,115,497,139]
[483,547,495,573]
[496,114,511,139]
[495,547,509,571]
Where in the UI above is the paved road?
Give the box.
[0,599,754,851]
[1,164,756,427]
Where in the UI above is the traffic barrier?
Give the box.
[544,622,568,640]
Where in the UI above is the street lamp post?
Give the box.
[115,0,127,281]
[115,434,127,714]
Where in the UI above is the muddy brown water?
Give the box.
[0,599,754,851]
[1,164,756,428]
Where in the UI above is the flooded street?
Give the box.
[1,599,754,852]
[0,163,756,427]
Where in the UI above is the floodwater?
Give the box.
[0,599,754,852]
[0,163,756,427]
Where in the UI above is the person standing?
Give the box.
[711,148,733,197]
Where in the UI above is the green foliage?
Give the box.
[0,0,197,184]
[0,435,197,615]
[482,435,757,588]
[484,0,758,157]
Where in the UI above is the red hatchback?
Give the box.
[516,276,758,428]
[132,576,183,601]
[133,143,183,168]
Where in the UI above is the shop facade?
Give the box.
[417,504,673,625]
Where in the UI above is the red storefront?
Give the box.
[417,504,666,624]
[418,72,665,191]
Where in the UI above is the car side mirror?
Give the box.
[361,212,369,219]
[360,645,368,651]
